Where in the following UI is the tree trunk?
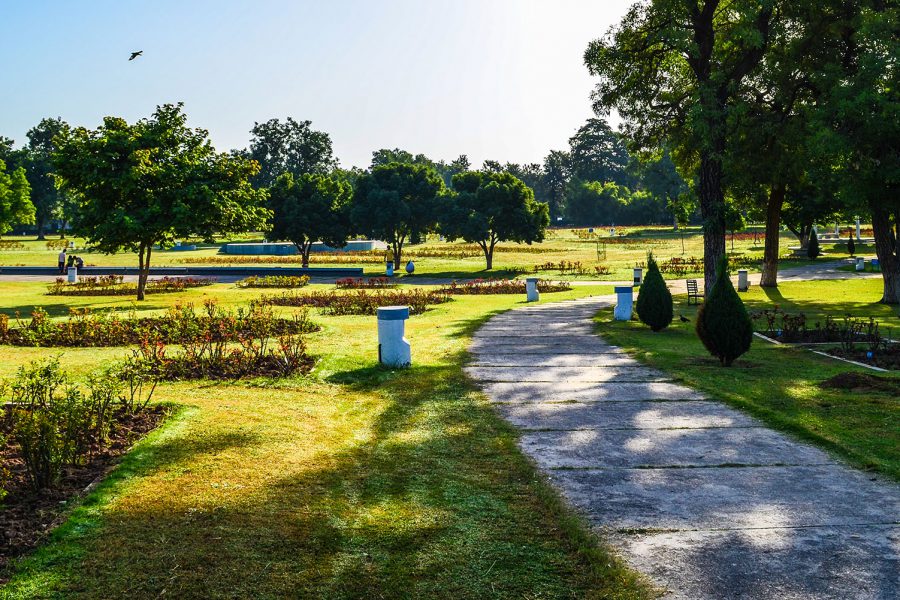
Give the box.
[36,218,46,241]
[699,150,726,296]
[760,184,785,287]
[392,239,403,270]
[299,242,311,269]
[871,205,900,304]
[481,237,497,270]
[59,222,67,239]
[136,243,147,301]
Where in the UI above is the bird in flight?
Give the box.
[129,51,143,61]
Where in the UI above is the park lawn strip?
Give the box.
[596,282,900,482]
[1,286,650,599]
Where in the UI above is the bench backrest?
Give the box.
[686,279,698,294]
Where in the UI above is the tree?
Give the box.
[244,118,336,188]
[0,159,34,236]
[541,150,571,220]
[696,256,753,366]
[724,201,747,251]
[565,180,629,226]
[586,0,777,295]
[267,173,353,268]
[441,171,549,270]
[638,148,689,228]
[635,253,673,331]
[351,163,445,269]
[370,148,435,170]
[807,228,821,259]
[20,118,71,239]
[847,234,856,257]
[568,118,632,186]
[54,104,269,300]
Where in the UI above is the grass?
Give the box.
[0,282,653,599]
[0,227,876,281]
[597,279,900,482]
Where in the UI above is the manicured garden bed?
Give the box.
[260,288,451,315]
[47,275,214,296]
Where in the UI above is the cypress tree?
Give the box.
[847,234,855,257]
[635,252,673,331]
[807,229,821,259]
[695,255,753,366]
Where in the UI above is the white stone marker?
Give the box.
[856,217,861,240]
[856,257,865,271]
[614,286,633,321]
[633,268,643,285]
[377,306,411,367]
[385,261,394,277]
[525,278,540,302]
[738,269,749,292]
[67,266,77,283]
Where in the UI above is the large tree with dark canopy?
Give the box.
[0,159,33,236]
[54,104,269,300]
[268,172,353,268]
[568,118,633,186]
[585,0,777,294]
[441,170,549,270]
[245,117,336,188]
[20,118,71,239]
[351,162,445,269]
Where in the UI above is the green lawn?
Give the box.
[597,279,900,482]
[1,283,654,599]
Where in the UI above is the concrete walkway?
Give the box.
[468,296,899,599]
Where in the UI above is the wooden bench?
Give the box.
[686,279,701,305]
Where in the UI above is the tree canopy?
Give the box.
[0,159,34,236]
[54,103,269,299]
[351,162,445,268]
[441,170,549,269]
[244,117,337,188]
[268,172,353,268]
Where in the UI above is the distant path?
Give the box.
[468,296,899,599]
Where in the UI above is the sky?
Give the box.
[1,0,632,169]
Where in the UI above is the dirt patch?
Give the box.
[820,372,900,395]
[0,406,168,575]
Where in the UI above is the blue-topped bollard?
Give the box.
[856,257,865,271]
[872,259,881,272]
[614,286,633,321]
[738,269,749,292]
[633,267,643,286]
[526,277,539,302]
[67,266,77,283]
[377,306,411,367]
[385,261,394,277]
[405,260,415,274]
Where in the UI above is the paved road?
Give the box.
[468,296,900,599]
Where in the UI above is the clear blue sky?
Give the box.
[1,0,631,168]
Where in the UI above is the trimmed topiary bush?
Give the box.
[847,234,855,257]
[635,253,673,331]
[807,229,821,259]
[695,255,753,366]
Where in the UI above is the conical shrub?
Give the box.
[847,234,855,257]
[807,229,821,259]
[695,255,753,366]
[635,253,673,331]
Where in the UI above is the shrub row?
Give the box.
[236,275,310,288]
[438,279,571,295]
[261,289,451,315]
[335,277,395,289]
[0,240,26,250]
[46,275,215,296]
[0,300,318,347]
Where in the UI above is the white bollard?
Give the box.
[525,278,539,302]
[737,269,749,292]
[614,286,633,321]
[385,261,394,277]
[856,217,861,241]
[856,257,865,271]
[377,306,411,367]
[67,266,77,283]
[633,268,643,286]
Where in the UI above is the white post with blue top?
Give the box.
[67,266,77,283]
[525,278,539,302]
[614,286,633,321]
[377,305,411,367]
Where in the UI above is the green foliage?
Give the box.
[441,170,549,269]
[635,253,673,332]
[695,256,753,366]
[568,118,632,186]
[21,118,71,237]
[565,180,628,225]
[0,158,34,235]
[351,162,445,268]
[807,228,821,259]
[244,117,336,188]
[267,172,352,266]
[53,103,269,299]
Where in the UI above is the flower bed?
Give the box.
[260,289,451,315]
[439,279,571,295]
[0,240,26,250]
[335,277,394,289]
[0,301,319,347]
[236,275,310,288]
[47,275,214,296]
[534,261,591,276]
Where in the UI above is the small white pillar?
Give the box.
[737,269,749,292]
[385,261,394,277]
[377,306,411,367]
[834,223,840,235]
[67,240,75,249]
[525,278,539,302]
[633,268,643,286]
[67,266,77,283]
[856,217,861,241]
[856,257,865,271]
[614,286,633,321]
